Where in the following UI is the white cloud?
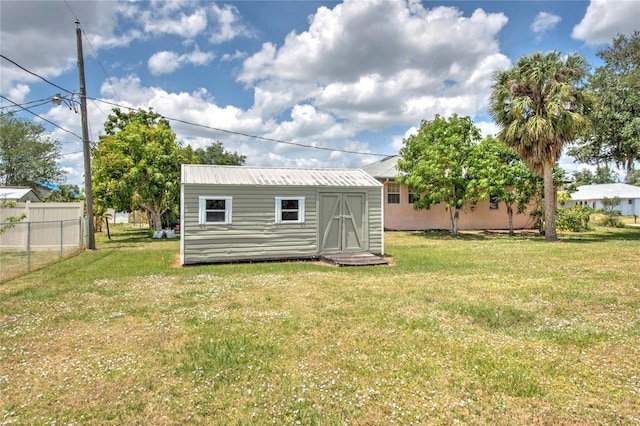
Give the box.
[221,50,247,62]
[0,1,123,92]
[391,126,419,152]
[531,12,561,34]
[7,84,31,104]
[1,0,527,186]
[148,51,182,75]
[148,46,215,75]
[141,7,208,39]
[184,46,216,66]
[98,75,266,141]
[265,104,354,143]
[572,0,640,45]
[475,121,500,139]
[239,1,509,130]
[210,3,251,43]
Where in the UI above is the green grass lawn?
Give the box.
[1,226,639,424]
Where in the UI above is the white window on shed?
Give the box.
[199,196,232,224]
[275,197,305,223]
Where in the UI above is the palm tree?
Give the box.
[489,51,593,241]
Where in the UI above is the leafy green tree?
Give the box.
[556,205,594,232]
[0,113,65,188]
[103,107,170,136]
[601,196,621,216]
[570,32,640,172]
[397,114,486,237]
[0,199,26,235]
[625,169,640,186]
[600,196,625,227]
[572,166,618,186]
[478,136,540,235]
[489,51,594,241]
[45,184,80,202]
[572,168,594,186]
[92,108,195,231]
[195,141,246,165]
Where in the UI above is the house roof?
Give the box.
[571,183,640,201]
[181,165,382,187]
[361,155,400,179]
[0,186,40,201]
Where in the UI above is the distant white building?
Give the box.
[564,183,640,216]
[0,187,42,203]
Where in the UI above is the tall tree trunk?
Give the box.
[506,203,514,236]
[449,208,460,237]
[543,160,558,242]
[142,204,165,231]
[151,210,163,231]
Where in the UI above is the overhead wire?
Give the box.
[0,95,83,140]
[0,96,59,111]
[63,0,123,104]
[2,54,392,158]
[90,98,392,157]
[0,54,74,95]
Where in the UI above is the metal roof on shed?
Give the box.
[0,187,38,201]
[182,165,383,187]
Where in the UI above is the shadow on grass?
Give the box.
[97,227,179,247]
[403,227,640,243]
[403,229,543,241]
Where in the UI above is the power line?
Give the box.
[0,95,83,140]
[0,55,74,95]
[0,96,57,111]
[90,98,392,158]
[63,1,123,103]
[61,149,84,157]
[3,55,392,158]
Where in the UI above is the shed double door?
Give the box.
[319,192,367,253]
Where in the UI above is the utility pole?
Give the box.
[76,19,95,250]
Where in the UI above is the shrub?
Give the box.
[600,216,625,228]
[556,206,594,232]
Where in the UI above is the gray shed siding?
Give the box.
[181,183,383,265]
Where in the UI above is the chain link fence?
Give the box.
[0,218,83,281]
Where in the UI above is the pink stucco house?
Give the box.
[362,156,535,231]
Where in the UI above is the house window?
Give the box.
[489,195,499,210]
[387,182,400,204]
[629,199,633,205]
[408,188,419,204]
[275,197,305,223]
[199,196,232,224]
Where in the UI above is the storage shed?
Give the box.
[0,187,42,203]
[180,164,384,265]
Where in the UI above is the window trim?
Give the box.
[275,196,305,224]
[387,182,400,205]
[489,195,499,210]
[199,196,232,225]
[408,188,419,204]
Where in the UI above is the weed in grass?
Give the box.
[178,330,281,387]
[439,300,535,330]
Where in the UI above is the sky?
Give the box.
[1,0,639,187]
